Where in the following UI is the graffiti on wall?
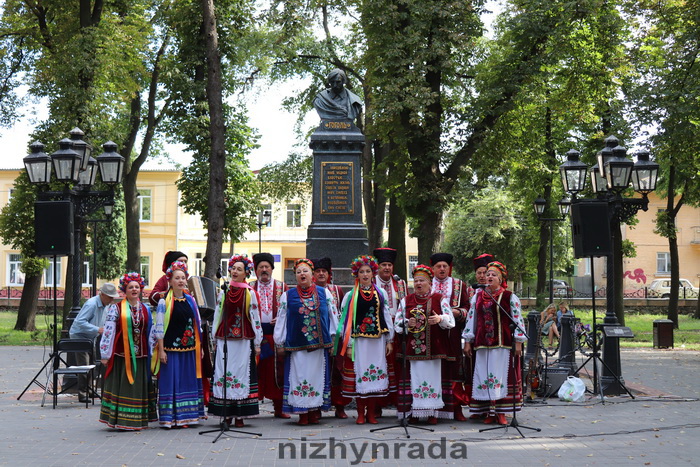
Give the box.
[623,268,647,284]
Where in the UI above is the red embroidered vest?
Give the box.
[398,293,453,361]
[473,289,513,349]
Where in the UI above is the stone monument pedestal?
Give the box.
[304,120,368,285]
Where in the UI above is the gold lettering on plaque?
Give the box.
[321,162,354,215]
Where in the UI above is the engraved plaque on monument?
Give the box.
[301,69,368,285]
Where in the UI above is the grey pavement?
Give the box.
[1,345,699,466]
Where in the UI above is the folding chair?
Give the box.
[44,338,97,409]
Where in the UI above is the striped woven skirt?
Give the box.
[100,356,157,430]
[157,349,206,427]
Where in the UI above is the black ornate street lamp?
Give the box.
[256,209,272,253]
[559,136,659,395]
[24,131,125,323]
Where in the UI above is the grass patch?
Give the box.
[0,311,54,346]
[572,310,700,350]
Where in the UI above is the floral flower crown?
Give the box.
[412,264,434,281]
[350,255,379,277]
[228,254,254,278]
[165,261,189,281]
[119,272,145,292]
[294,258,315,272]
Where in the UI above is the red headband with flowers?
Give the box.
[119,272,145,292]
[487,261,508,288]
[165,261,189,281]
[350,255,379,277]
[228,254,254,278]
[412,264,434,281]
[294,258,315,272]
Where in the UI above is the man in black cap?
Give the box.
[149,250,188,307]
[372,248,407,318]
[250,252,290,418]
[312,257,349,419]
[430,252,470,421]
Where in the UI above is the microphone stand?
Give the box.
[475,286,540,438]
[371,305,433,438]
[200,283,261,442]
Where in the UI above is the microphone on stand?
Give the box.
[472,284,487,289]
[393,274,401,282]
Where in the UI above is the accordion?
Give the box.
[187,276,219,321]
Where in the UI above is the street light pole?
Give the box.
[559,136,659,395]
[534,197,570,304]
[256,209,271,254]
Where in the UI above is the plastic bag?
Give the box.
[558,376,586,402]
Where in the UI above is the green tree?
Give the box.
[0,173,47,331]
[624,0,700,325]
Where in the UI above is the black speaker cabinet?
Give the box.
[570,201,612,258]
[35,200,74,256]
[539,366,571,398]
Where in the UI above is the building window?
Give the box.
[82,261,92,287]
[138,188,152,221]
[8,254,25,286]
[656,252,671,274]
[286,258,301,269]
[408,255,418,273]
[384,205,390,230]
[584,258,591,276]
[220,258,229,277]
[43,257,62,287]
[262,204,273,227]
[287,204,301,228]
[140,256,150,286]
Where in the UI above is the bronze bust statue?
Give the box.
[313,69,363,122]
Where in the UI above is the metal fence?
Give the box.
[512,286,699,300]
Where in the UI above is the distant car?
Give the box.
[546,279,573,297]
[648,278,699,299]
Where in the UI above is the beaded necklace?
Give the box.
[359,283,374,301]
[297,284,319,311]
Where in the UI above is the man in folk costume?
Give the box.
[462,261,526,425]
[430,252,470,421]
[312,257,350,419]
[395,265,455,424]
[372,247,407,414]
[250,252,290,418]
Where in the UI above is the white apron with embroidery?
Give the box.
[409,359,444,417]
[471,348,510,400]
[213,338,251,400]
[287,348,326,409]
[353,336,389,394]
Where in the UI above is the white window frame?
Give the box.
[138,188,152,222]
[43,257,63,287]
[408,255,418,273]
[8,253,25,286]
[140,256,150,286]
[82,261,92,287]
[287,204,302,228]
[656,252,671,274]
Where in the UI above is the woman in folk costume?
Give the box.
[462,261,526,425]
[152,261,206,428]
[208,254,263,428]
[335,255,395,425]
[100,272,157,430]
[274,259,339,426]
[394,265,455,424]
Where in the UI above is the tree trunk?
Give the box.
[612,222,625,326]
[200,0,226,280]
[388,195,407,280]
[668,234,679,327]
[416,209,442,265]
[123,175,141,272]
[13,273,42,331]
[535,220,549,308]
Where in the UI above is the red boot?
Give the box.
[335,405,348,419]
[427,416,438,425]
[356,399,366,425]
[454,407,467,421]
[273,399,291,419]
[234,418,245,428]
[496,413,508,425]
[309,409,321,424]
[297,413,309,426]
[365,399,378,425]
